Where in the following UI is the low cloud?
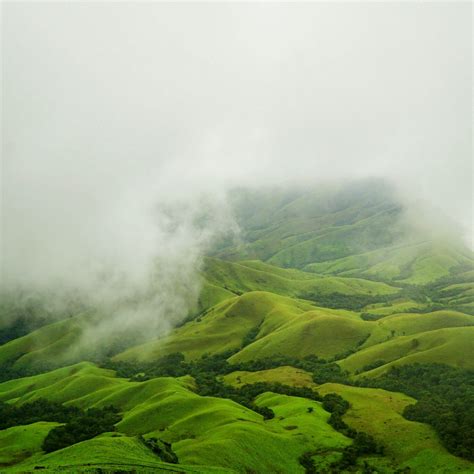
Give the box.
[1,2,471,340]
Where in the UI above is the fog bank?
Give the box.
[1,2,472,333]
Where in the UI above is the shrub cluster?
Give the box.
[359,363,474,460]
[0,399,121,453]
[42,406,121,453]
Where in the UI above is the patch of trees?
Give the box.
[102,352,353,387]
[195,377,325,420]
[312,362,350,385]
[302,280,472,315]
[139,435,178,464]
[301,292,395,311]
[0,399,81,430]
[359,363,474,461]
[298,393,383,473]
[241,326,260,348]
[335,432,384,471]
[0,316,50,345]
[360,312,384,321]
[42,406,121,453]
[0,360,59,383]
[0,399,121,453]
[355,360,386,374]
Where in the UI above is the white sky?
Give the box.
[1,1,473,284]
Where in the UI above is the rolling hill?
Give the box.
[0,181,472,473]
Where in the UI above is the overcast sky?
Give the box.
[1,1,472,288]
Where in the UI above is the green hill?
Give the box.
[318,383,474,473]
[306,241,474,285]
[1,181,473,472]
[5,434,232,473]
[339,326,474,376]
[0,362,350,473]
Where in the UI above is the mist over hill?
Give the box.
[1,1,473,473]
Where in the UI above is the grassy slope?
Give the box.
[117,291,314,361]
[229,309,371,362]
[1,183,473,472]
[6,433,231,473]
[221,368,474,472]
[0,422,59,467]
[361,310,474,348]
[220,366,317,389]
[266,208,404,269]
[339,327,474,376]
[318,383,474,473]
[204,257,399,298]
[0,362,348,474]
[174,392,349,474]
[117,291,371,362]
[361,299,428,317]
[0,258,398,370]
[306,242,474,284]
[0,314,88,368]
[218,181,407,267]
[118,278,473,366]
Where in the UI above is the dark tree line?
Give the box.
[359,363,474,461]
[42,406,121,452]
[299,392,383,473]
[0,399,121,453]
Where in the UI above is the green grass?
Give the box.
[306,241,474,285]
[361,310,474,348]
[361,299,427,317]
[339,327,474,376]
[318,383,474,473]
[220,366,317,389]
[117,291,316,362]
[117,291,372,363]
[229,309,371,362]
[0,314,90,368]
[217,181,402,264]
[0,422,59,467]
[1,182,473,473]
[0,362,350,473]
[5,433,232,473]
[203,256,399,299]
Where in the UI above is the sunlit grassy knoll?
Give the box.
[361,299,427,318]
[400,250,473,285]
[305,241,474,285]
[220,365,317,389]
[194,281,236,315]
[361,310,474,348]
[5,433,233,473]
[229,310,372,362]
[0,363,351,474]
[203,256,399,298]
[0,422,59,467]
[174,392,350,474]
[0,362,115,404]
[317,383,474,473]
[0,366,129,408]
[116,291,315,362]
[118,290,373,364]
[0,314,89,368]
[339,327,474,376]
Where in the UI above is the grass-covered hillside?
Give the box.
[0,182,473,473]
